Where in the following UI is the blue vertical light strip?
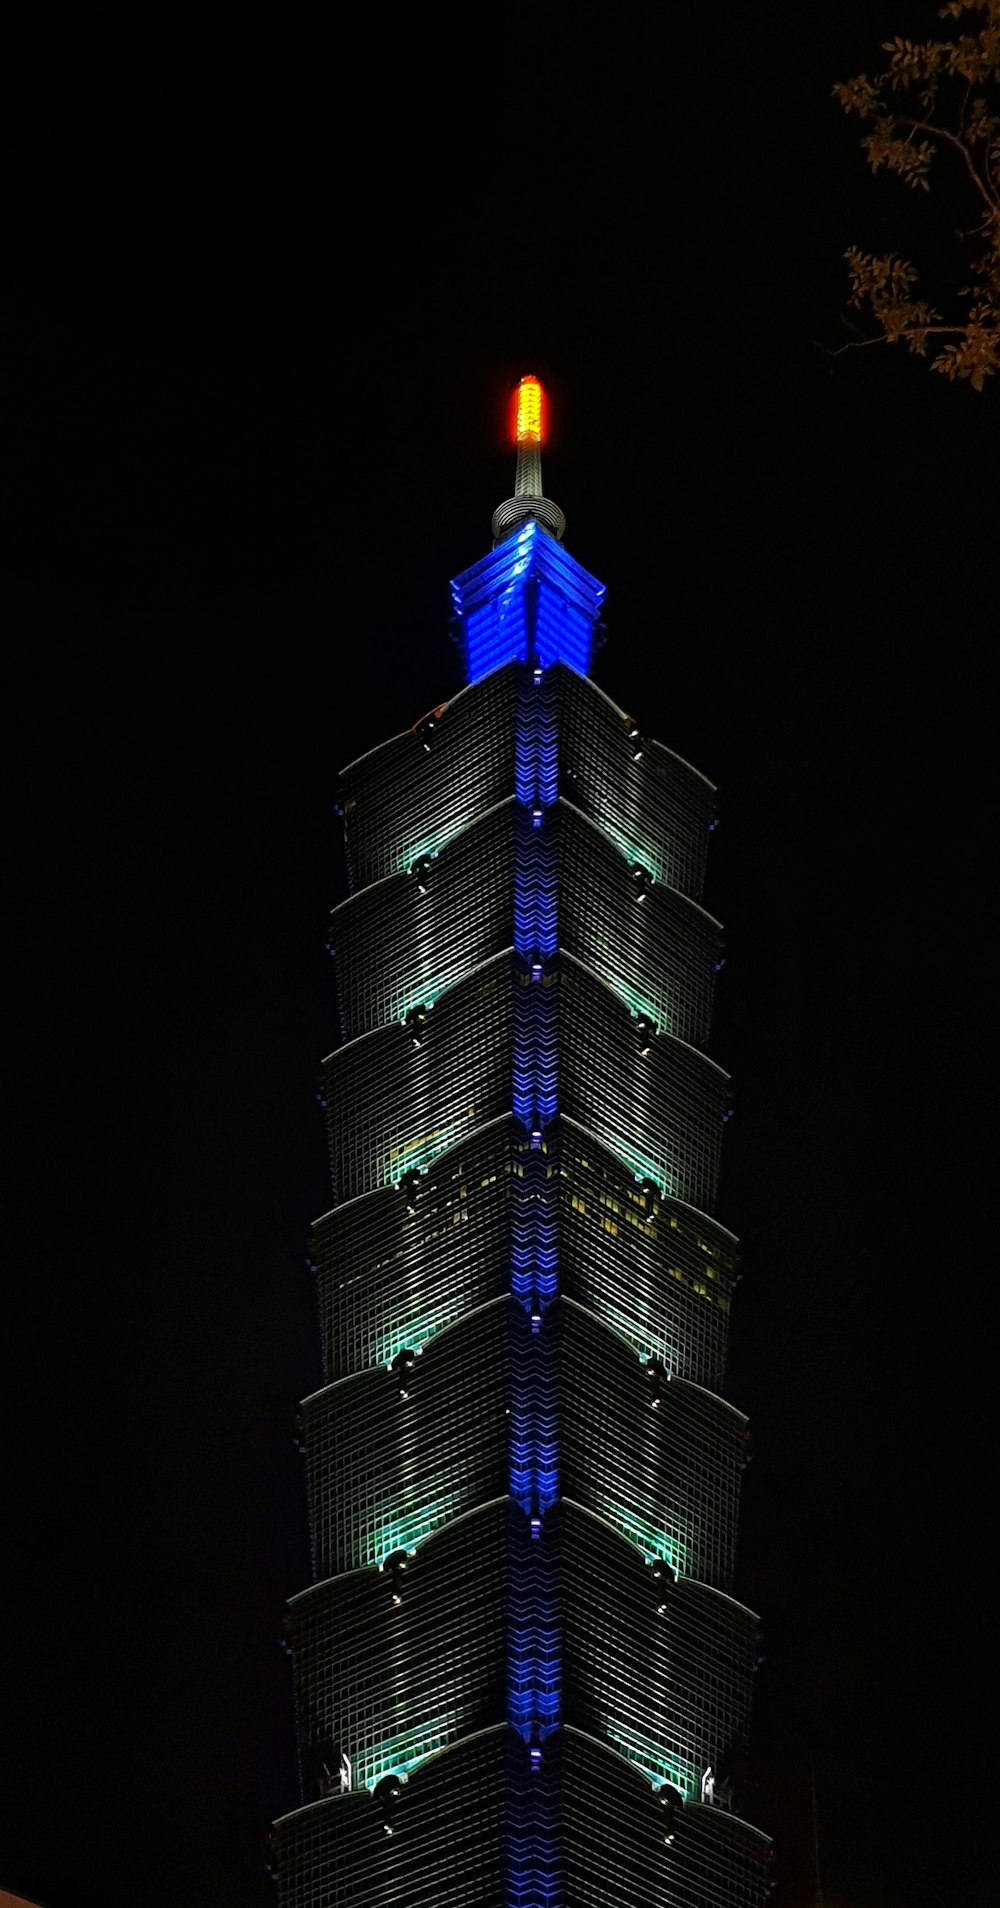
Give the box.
[509,662,561,1908]
[456,511,605,1908]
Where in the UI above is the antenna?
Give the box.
[492,375,566,546]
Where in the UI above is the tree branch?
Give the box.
[957,77,973,137]
[895,114,999,206]
[831,9,999,388]
[824,323,989,356]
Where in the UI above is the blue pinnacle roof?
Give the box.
[451,520,607,684]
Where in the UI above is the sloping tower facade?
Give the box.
[274,380,773,1905]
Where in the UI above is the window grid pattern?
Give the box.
[556,802,721,1045]
[554,1502,755,1803]
[300,1299,525,1577]
[557,956,729,1212]
[311,1118,517,1382]
[559,1730,773,1908]
[556,1117,736,1388]
[322,952,514,1201]
[553,664,716,900]
[275,1727,771,1908]
[290,1500,512,1798]
[274,1727,516,1908]
[555,1299,746,1591]
[331,801,518,1039]
[338,662,716,907]
[291,1492,755,1818]
[287,638,773,1901]
[339,666,521,893]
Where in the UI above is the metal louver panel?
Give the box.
[555,1298,747,1591]
[557,955,729,1211]
[323,948,727,1211]
[274,1728,516,1908]
[553,664,717,900]
[331,799,519,1039]
[300,1297,528,1576]
[556,1116,738,1389]
[560,1729,773,1907]
[339,661,716,905]
[556,800,722,1044]
[556,1500,756,1800]
[339,665,520,893]
[310,1116,518,1382]
[321,952,515,1201]
[274,1726,773,1908]
[290,1499,512,1797]
[289,1495,755,1812]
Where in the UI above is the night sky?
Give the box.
[3,10,995,1906]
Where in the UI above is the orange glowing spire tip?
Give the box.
[492,372,564,545]
[512,375,548,447]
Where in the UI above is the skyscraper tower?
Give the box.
[274,379,773,1905]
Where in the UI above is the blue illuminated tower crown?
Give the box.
[273,377,773,1906]
[453,374,605,682]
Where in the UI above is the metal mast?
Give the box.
[491,374,566,546]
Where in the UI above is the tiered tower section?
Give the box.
[274,380,773,1905]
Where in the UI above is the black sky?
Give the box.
[2,10,995,1906]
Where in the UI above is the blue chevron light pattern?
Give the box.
[453,521,606,684]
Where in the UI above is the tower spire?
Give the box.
[491,374,566,546]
